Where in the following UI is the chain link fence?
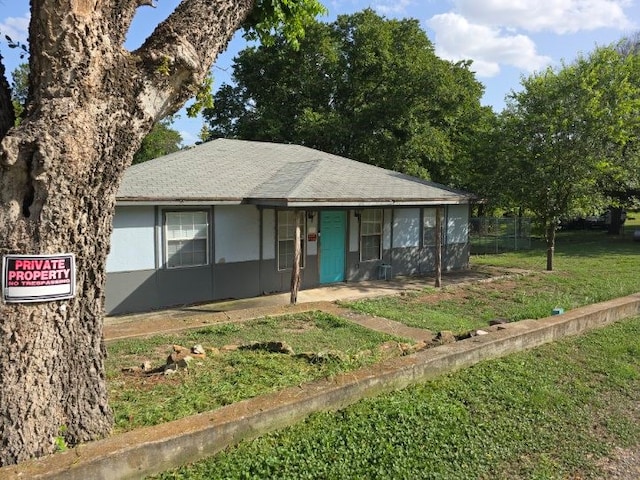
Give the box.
[469,217,532,254]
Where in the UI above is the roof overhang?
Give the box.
[248,197,474,208]
[116,197,244,206]
[116,196,477,208]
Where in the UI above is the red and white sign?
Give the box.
[3,254,76,303]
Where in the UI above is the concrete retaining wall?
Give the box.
[4,293,640,479]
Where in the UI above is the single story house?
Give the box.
[105,139,475,315]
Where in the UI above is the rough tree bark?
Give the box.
[545,221,556,271]
[0,0,256,466]
[607,206,624,235]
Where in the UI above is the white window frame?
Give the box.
[277,210,306,271]
[164,210,209,269]
[360,209,383,262]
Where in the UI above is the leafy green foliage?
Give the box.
[132,119,182,164]
[185,74,214,118]
[204,9,491,185]
[10,63,28,124]
[495,42,640,268]
[54,426,68,453]
[243,0,327,50]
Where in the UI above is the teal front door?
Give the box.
[319,211,346,284]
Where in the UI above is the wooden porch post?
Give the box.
[290,211,303,304]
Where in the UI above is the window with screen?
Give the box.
[360,209,382,261]
[278,211,305,270]
[165,211,209,268]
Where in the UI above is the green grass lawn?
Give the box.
[151,316,640,479]
[107,312,406,432]
[145,226,640,479]
[346,228,640,334]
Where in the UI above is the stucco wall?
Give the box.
[105,204,471,315]
[106,206,156,273]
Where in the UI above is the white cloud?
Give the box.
[0,14,29,43]
[453,0,634,34]
[428,13,552,77]
[373,0,414,16]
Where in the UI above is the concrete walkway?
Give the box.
[321,303,435,343]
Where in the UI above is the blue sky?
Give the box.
[1,0,639,145]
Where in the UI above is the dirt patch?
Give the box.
[414,273,533,306]
[416,288,465,305]
[118,371,183,392]
[596,446,640,479]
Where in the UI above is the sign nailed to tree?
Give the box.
[2,254,76,303]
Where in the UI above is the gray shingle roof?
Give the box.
[117,139,474,207]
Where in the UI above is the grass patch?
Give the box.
[346,229,640,334]
[150,315,640,479]
[107,311,406,432]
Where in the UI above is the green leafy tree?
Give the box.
[0,0,325,466]
[10,63,28,122]
[133,119,182,164]
[498,42,640,270]
[203,9,490,184]
[594,35,640,233]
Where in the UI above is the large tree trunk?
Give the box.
[0,105,129,466]
[607,206,624,235]
[0,0,256,465]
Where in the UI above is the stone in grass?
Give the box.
[163,344,195,373]
[176,356,193,369]
[167,345,188,364]
[434,331,456,345]
[399,341,428,355]
[190,344,207,359]
[378,341,401,355]
[123,360,168,375]
[240,341,295,355]
[163,363,178,376]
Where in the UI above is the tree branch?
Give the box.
[0,55,15,140]
[133,0,255,120]
[109,0,157,47]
